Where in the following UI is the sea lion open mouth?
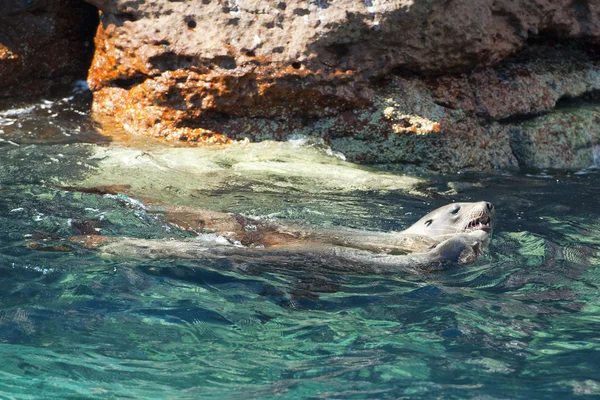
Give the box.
[466,216,492,232]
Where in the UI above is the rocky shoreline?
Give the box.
[1,0,599,171]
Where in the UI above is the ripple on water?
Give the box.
[1,100,600,398]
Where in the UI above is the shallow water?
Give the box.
[1,94,599,399]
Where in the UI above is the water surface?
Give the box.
[0,95,599,399]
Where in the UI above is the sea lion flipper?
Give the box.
[428,230,490,265]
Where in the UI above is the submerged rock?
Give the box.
[74,140,423,206]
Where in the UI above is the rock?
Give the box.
[82,0,600,171]
[0,0,98,98]
[426,42,600,120]
[507,103,600,169]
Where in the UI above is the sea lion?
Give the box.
[98,201,496,272]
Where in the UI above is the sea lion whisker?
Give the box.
[426,225,466,231]
[424,227,466,234]
[424,225,459,230]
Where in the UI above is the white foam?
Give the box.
[0,105,35,118]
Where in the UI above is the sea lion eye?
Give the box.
[451,205,461,215]
[424,219,433,226]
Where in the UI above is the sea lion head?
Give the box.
[403,201,495,240]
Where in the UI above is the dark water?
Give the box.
[0,95,599,399]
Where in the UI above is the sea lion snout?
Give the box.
[465,201,496,233]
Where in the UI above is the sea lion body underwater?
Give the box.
[98,201,496,272]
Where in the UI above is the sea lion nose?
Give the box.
[486,202,493,211]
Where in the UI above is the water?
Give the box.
[1,94,599,399]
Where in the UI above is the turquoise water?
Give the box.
[0,95,599,399]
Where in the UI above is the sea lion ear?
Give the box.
[424,219,433,226]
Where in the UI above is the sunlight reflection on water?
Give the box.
[0,96,599,399]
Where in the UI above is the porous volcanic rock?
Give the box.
[0,0,98,98]
[507,103,600,169]
[86,0,600,171]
